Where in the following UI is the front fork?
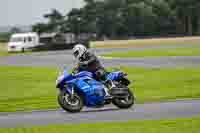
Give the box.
[104,80,116,96]
[71,86,75,99]
[60,85,75,99]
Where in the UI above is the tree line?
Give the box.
[32,0,200,39]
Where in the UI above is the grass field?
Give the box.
[0,42,6,50]
[0,42,33,57]
[0,66,58,112]
[102,45,200,58]
[0,117,199,133]
[0,42,10,57]
[91,36,200,48]
[0,51,9,57]
[0,66,200,112]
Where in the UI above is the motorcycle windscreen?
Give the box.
[107,71,123,81]
[56,72,74,88]
[74,71,93,78]
[75,79,105,107]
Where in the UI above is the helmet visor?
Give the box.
[73,50,79,58]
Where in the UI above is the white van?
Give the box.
[8,33,40,52]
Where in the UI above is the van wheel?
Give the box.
[21,48,25,52]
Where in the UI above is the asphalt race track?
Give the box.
[0,44,200,127]
[0,100,200,128]
[0,44,200,68]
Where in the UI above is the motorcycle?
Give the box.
[56,69,135,113]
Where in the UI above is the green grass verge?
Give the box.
[0,51,10,57]
[0,51,33,57]
[91,36,200,48]
[0,66,59,112]
[0,66,200,112]
[118,67,200,102]
[0,42,6,47]
[102,46,200,58]
[1,117,200,133]
[0,42,36,57]
[0,32,11,42]
[0,42,13,57]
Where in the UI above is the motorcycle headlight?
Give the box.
[56,74,64,85]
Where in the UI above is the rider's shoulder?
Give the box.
[85,51,95,57]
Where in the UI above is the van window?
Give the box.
[10,37,23,42]
[32,37,36,42]
[28,37,32,42]
[24,38,27,43]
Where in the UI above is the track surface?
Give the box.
[0,44,200,68]
[0,100,200,128]
[0,44,200,128]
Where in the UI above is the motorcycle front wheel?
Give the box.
[58,91,84,113]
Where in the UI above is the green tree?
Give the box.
[168,0,200,35]
[44,9,64,32]
[32,0,200,38]
[10,27,22,33]
[32,9,64,34]
[151,0,176,35]
[66,8,83,34]
[32,23,49,34]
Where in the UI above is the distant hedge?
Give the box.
[0,32,11,42]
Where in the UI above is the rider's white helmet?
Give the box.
[72,44,87,59]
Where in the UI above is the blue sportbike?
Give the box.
[56,69,135,113]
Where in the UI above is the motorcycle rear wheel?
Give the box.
[58,91,84,113]
[112,89,135,109]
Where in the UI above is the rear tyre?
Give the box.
[58,91,84,113]
[112,89,135,109]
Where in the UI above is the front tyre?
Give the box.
[112,89,135,109]
[58,91,84,113]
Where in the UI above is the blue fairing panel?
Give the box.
[74,71,93,78]
[57,69,105,107]
[75,78,105,106]
[56,70,93,88]
[107,71,123,81]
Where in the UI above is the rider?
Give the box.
[72,44,110,97]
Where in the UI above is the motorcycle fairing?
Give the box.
[75,78,105,107]
[57,69,106,107]
[107,71,124,81]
